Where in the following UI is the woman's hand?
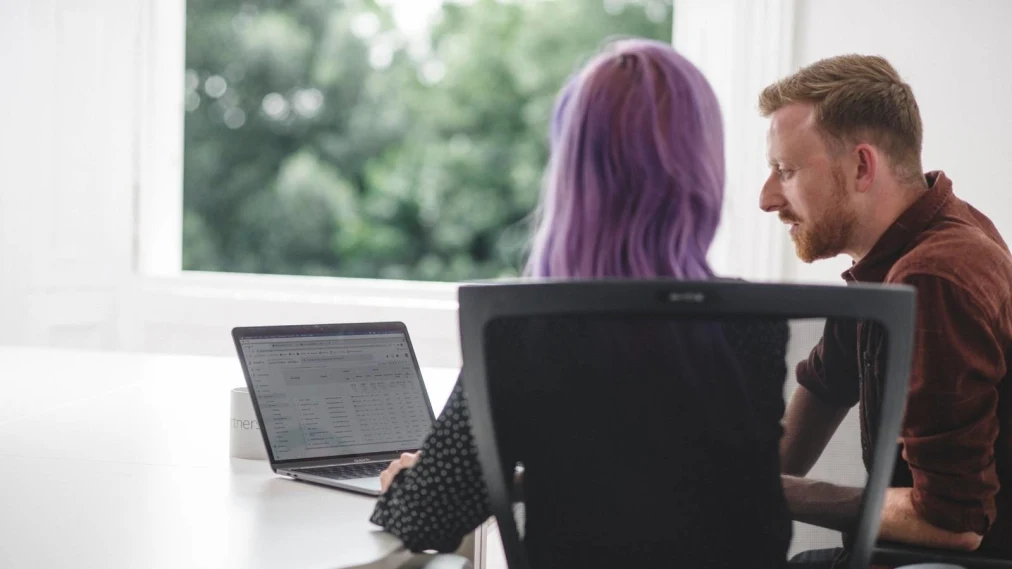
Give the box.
[379,452,420,494]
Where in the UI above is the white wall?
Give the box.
[0,0,139,349]
[786,0,1012,283]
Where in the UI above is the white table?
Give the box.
[0,346,460,569]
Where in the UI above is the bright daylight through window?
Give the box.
[182,0,673,281]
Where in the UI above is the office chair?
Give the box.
[458,280,916,569]
[874,542,1012,569]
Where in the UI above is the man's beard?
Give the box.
[783,167,857,263]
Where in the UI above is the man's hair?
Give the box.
[759,54,924,186]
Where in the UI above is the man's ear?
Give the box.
[854,143,877,193]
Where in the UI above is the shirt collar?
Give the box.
[844,171,953,283]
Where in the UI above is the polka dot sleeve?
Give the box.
[369,377,491,553]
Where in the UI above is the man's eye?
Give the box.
[779,169,794,180]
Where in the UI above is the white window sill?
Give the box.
[119,272,462,368]
[143,271,460,308]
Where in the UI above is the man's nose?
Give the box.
[759,174,785,213]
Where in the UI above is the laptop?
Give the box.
[232,321,435,496]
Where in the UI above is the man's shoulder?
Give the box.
[887,219,1012,316]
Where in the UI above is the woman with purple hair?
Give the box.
[370,39,791,567]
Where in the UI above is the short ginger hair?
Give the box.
[759,54,924,185]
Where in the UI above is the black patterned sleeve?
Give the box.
[369,377,491,553]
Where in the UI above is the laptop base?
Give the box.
[282,469,383,496]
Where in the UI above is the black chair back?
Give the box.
[459,281,916,569]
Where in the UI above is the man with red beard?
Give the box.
[758,54,1012,567]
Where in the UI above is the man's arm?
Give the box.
[784,278,998,552]
[878,487,983,551]
[894,275,1001,547]
[781,477,983,551]
[782,385,985,550]
[781,474,862,531]
[780,385,850,476]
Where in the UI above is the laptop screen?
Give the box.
[237,328,433,462]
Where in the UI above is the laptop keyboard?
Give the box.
[298,461,388,480]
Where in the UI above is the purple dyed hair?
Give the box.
[526,39,725,279]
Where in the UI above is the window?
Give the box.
[182,0,673,282]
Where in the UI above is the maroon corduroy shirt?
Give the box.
[797,171,1012,557]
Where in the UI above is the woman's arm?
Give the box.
[370,378,491,553]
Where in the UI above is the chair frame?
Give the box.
[458,280,916,569]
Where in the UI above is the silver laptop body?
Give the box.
[232,321,435,496]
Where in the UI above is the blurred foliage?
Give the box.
[183,0,673,281]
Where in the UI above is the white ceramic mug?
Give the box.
[229,387,269,460]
